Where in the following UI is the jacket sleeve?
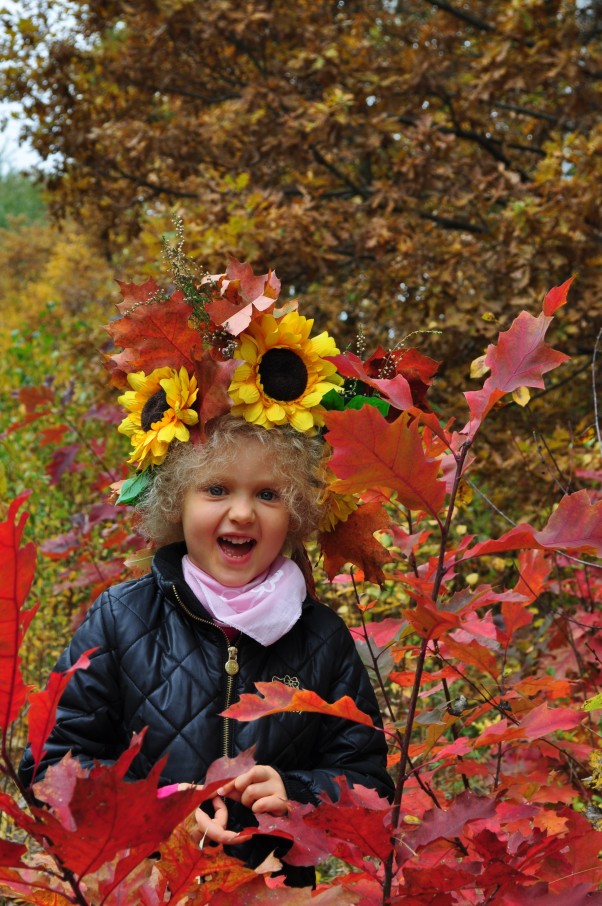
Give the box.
[18,590,127,789]
[278,621,394,806]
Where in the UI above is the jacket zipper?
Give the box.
[172,584,239,757]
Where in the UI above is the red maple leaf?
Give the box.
[325,408,446,517]
[0,494,38,731]
[319,501,393,584]
[222,681,376,728]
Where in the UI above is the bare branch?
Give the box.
[593,326,602,460]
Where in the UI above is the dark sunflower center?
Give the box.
[258,348,309,402]
[141,388,169,431]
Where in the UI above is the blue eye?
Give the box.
[258,489,278,502]
[207,485,226,497]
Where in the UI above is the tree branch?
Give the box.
[422,0,495,33]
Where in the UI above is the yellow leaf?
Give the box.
[470,354,489,379]
[512,386,531,407]
[455,481,473,507]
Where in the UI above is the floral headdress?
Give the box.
[105,225,439,573]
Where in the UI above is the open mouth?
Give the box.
[218,536,256,559]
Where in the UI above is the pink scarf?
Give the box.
[182,555,306,646]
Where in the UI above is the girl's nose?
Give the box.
[228,494,255,523]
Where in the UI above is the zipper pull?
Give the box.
[225,646,239,676]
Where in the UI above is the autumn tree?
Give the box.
[1,0,600,352]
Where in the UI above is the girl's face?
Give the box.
[180,438,290,587]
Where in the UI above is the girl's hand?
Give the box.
[218,765,289,817]
[194,793,246,846]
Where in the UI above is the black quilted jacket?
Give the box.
[19,543,392,880]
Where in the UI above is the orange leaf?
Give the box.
[325,408,446,517]
[402,596,462,639]
[318,501,393,584]
[542,275,575,316]
[105,282,202,387]
[222,681,376,728]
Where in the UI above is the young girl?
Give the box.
[19,262,394,885]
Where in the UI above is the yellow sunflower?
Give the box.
[228,311,342,433]
[118,366,199,470]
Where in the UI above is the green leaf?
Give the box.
[321,388,345,410]
[117,471,152,505]
[346,395,390,416]
[321,389,389,416]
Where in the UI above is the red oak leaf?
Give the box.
[0,867,74,905]
[542,275,575,316]
[156,820,256,904]
[253,779,391,870]
[402,863,480,896]
[301,778,392,869]
[412,790,496,848]
[350,617,407,648]
[502,886,602,906]
[0,494,38,730]
[475,702,582,748]
[325,408,446,517]
[105,283,202,388]
[463,285,572,437]
[47,444,80,486]
[204,747,259,788]
[27,650,96,778]
[253,799,331,867]
[318,501,393,584]
[402,595,463,639]
[205,259,282,336]
[222,681,376,728]
[84,843,168,905]
[328,351,414,410]
[441,637,499,679]
[461,490,602,561]
[329,347,439,412]
[194,350,237,432]
[39,425,68,447]
[485,311,569,391]
[0,840,27,867]
[363,346,440,407]
[31,737,207,877]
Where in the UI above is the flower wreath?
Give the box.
[105,228,439,571]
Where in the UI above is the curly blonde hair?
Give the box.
[136,416,327,556]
